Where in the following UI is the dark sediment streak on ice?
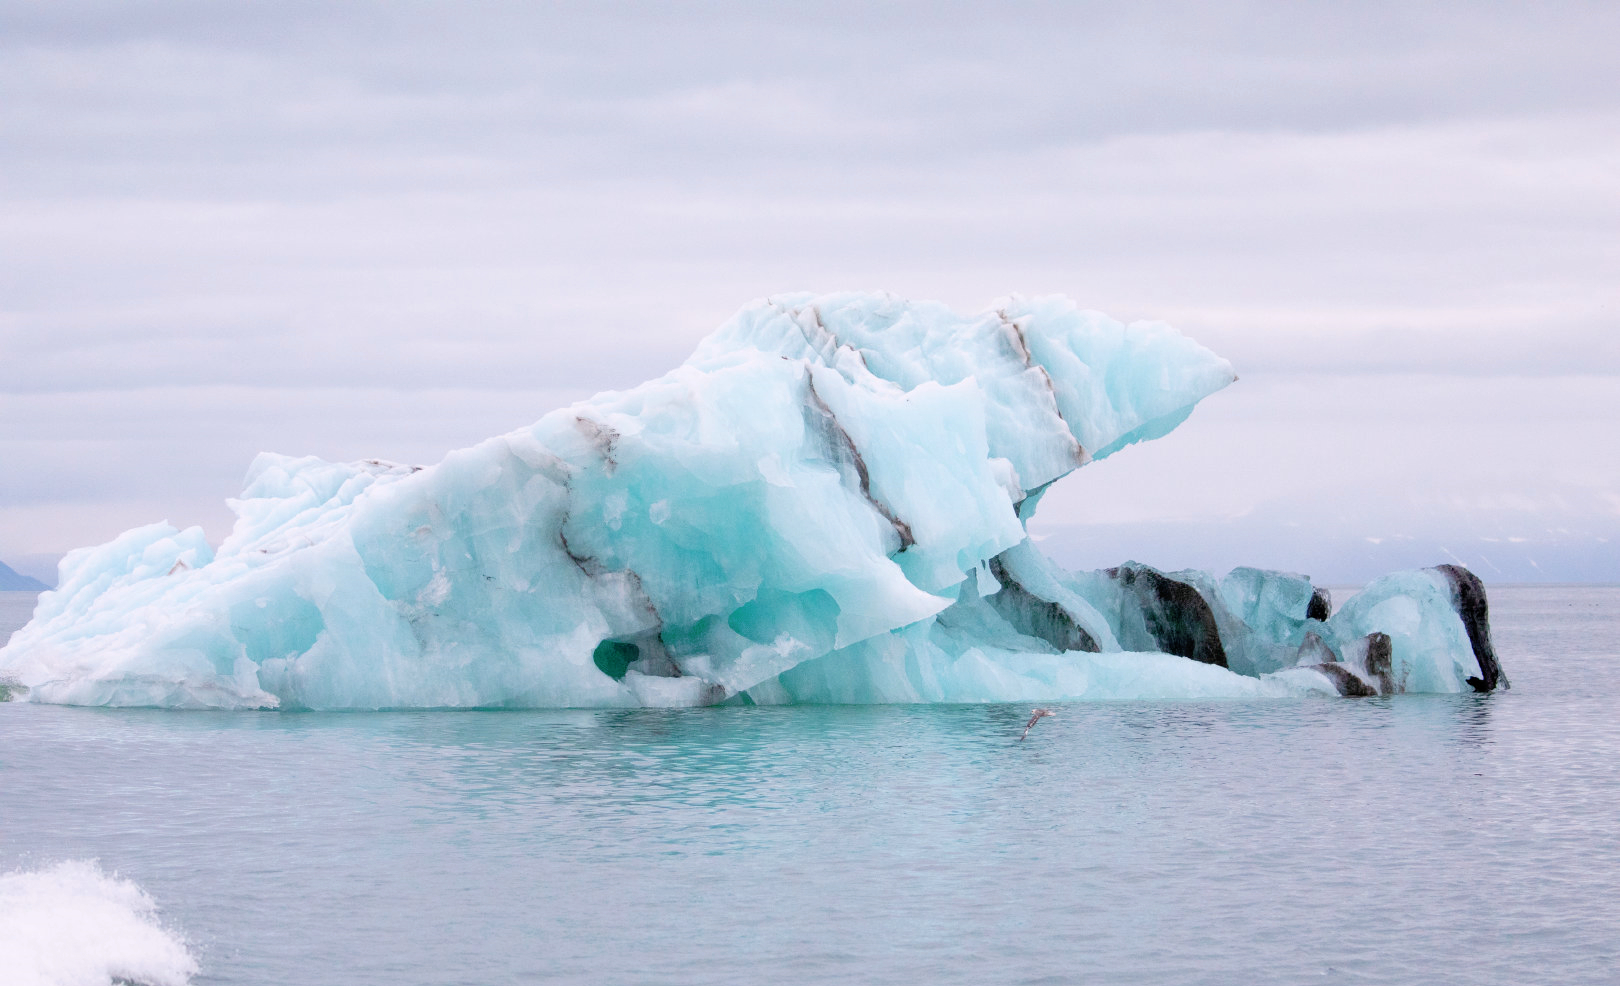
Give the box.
[1433,564,1508,692]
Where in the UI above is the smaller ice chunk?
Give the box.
[1322,566,1506,694]
[1060,562,1231,669]
[1001,557,1504,697]
[1212,566,1333,676]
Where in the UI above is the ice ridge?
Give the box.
[0,293,1504,708]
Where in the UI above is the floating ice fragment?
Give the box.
[0,293,1504,708]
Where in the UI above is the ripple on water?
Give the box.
[1,585,1617,985]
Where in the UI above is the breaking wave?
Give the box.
[0,860,197,986]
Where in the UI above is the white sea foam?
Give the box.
[0,860,197,986]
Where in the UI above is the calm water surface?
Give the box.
[2,586,1618,985]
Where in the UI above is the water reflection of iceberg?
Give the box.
[0,294,1504,709]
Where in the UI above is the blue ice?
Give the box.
[0,293,1504,708]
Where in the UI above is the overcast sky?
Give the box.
[2,1,1617,585]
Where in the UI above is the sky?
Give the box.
[2,0,1617,586]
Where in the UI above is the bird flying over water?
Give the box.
[1019,708,1055,741]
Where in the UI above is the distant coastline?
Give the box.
[0,561,49,592]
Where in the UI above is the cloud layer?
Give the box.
[3,1,1617,583]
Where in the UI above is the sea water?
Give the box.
[2,585,1617,985]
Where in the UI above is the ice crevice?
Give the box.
[0,292,1507,709]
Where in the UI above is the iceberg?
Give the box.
[0,293,1506,709]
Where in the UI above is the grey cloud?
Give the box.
[0,385,595,507]
[1189,323,1620,378]
[1029,369,1620,580]
[3,1,1618,578]
[6,1,1620,199]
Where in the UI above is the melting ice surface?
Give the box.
[0,293,1505,709]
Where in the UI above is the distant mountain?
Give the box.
[0,561,49,591]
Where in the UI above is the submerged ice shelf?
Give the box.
[0,293,1506,709]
